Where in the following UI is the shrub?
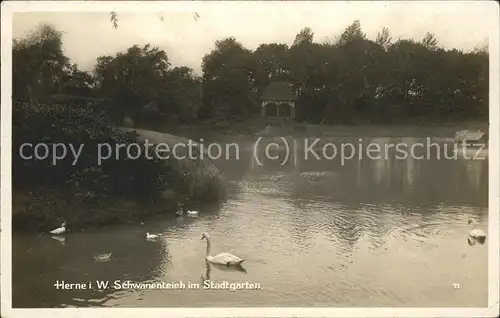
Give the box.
[12,101,166,199]
[12,100,226,230]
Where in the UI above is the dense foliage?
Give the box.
[13,21,488,128]
[199,23,488,124]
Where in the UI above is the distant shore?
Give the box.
[145,117,489,139]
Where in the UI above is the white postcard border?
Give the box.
[1,1,499,317]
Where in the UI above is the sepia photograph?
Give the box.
[1,1,499,317]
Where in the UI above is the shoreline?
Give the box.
[12,188,178,233]
[158,118,489,139]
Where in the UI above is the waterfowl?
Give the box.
[94,253,112,261]
[146,232,159,240]
[468,219,486,244]
[49,221,67,235]
[201,232,244,266]
[187,210,199,216]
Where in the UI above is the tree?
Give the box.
[251,43,290,89]
[13,23,70,100]
[421,32,439,51]
[375,27,392,50]
[337,20,366,46]
[292,27,314,47]
[94,44,171,126]
[163,66,202,123]
[200,37,255,120]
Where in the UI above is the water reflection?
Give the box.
[51,235,67,246]
[244,137,487,207]
[202,260,248,282]
[12,225,171,307]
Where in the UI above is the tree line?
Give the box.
[13,20,489,127]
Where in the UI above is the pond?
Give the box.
[12,130,489,307]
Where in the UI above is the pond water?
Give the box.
[12,132,489,307]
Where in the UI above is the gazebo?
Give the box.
[260,82,297,120]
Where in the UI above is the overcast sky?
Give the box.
[11,1,496,74]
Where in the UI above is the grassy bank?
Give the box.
[12,101,226,233]
[164,117,489,139]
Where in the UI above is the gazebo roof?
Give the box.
[261,82,297,101]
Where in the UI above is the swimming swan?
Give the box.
[187,210,199,216]
[146,233,159,240]
[49,221,67,235]
[468,219,486,244]
[201,232,244,266]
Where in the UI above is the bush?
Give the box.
[12,100,225,231]
[12,101,166,198]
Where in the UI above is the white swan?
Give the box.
[187,210,199,216]
[94,253,112,261]
[146,232,159,240]
[468,219,486,244]
[49,221,67,235]
[201,232,244,266]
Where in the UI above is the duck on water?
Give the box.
[146,232,159,240]
[49,221,67,235]
[176,203,199,217]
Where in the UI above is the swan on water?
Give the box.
[187,210,199,216]
[146,232,159,240]
[94,253,112,261]
[49,221,67,235]
[468,219,486,245]
[201,232,244,266]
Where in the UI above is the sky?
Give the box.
[11,1,497,74]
